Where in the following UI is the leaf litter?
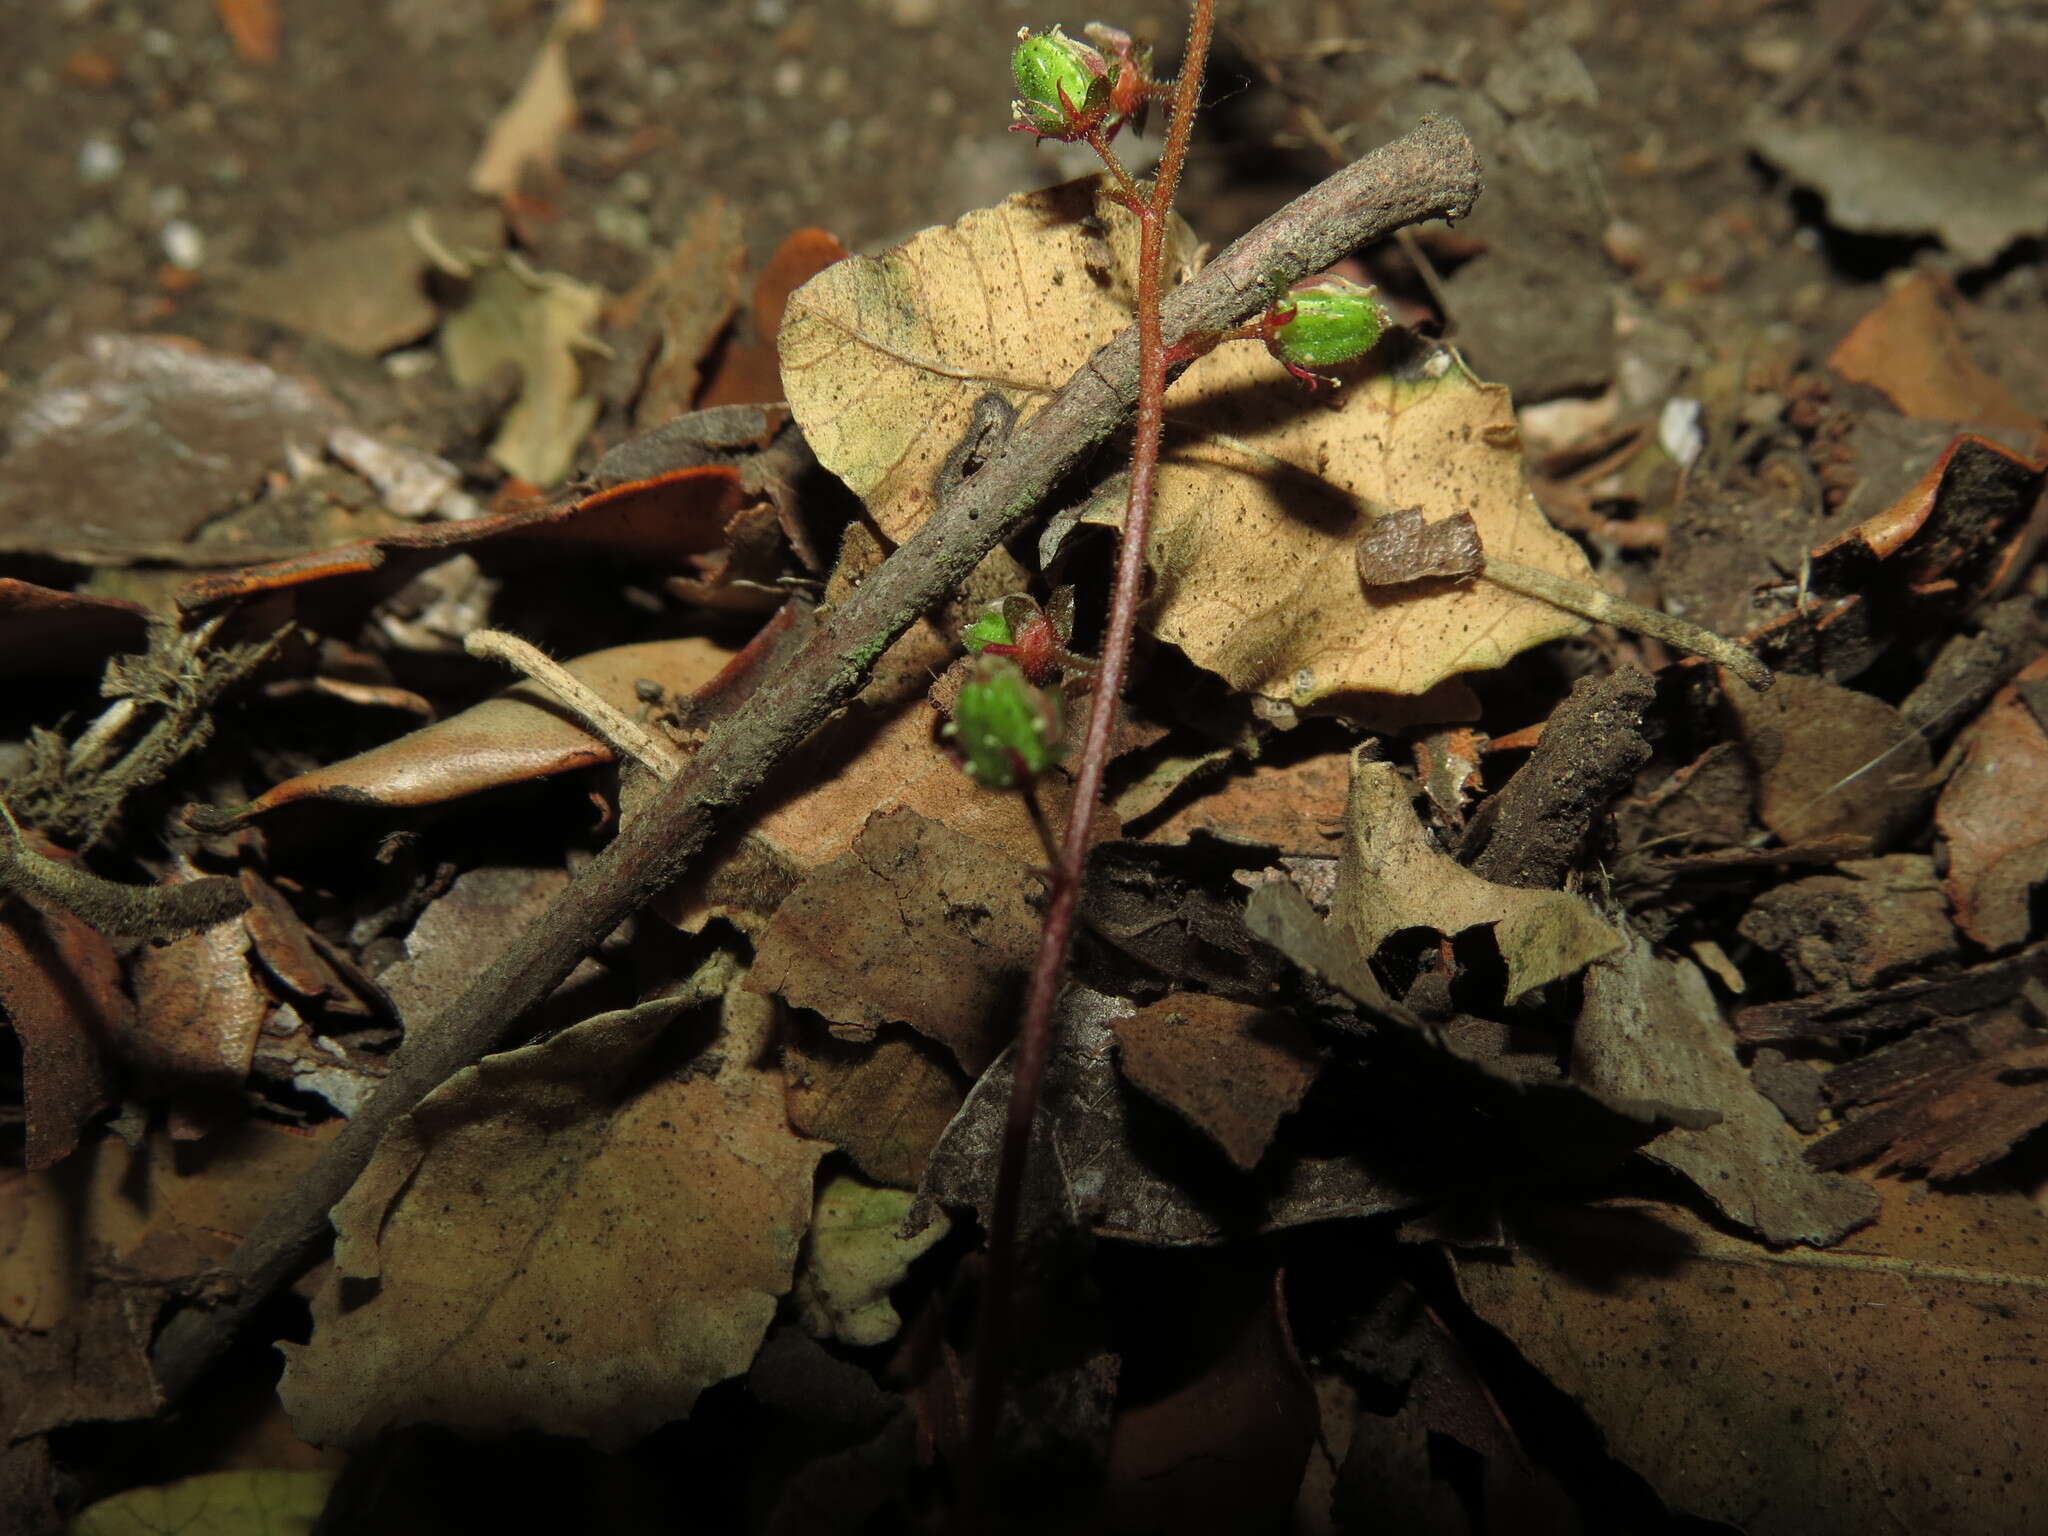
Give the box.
[4,7,2048,1531]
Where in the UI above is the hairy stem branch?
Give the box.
[968,0,1212,1503]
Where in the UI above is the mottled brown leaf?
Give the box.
[1112,994,1321,1170]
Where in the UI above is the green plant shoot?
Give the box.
[947,656,1065,789]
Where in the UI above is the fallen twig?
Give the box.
[147,112,1486,1403]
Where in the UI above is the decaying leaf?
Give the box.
[1574,929,1878,1246]
[1336,755,1622,1003]
[1737,855,1958,993]
[792,1172,948,1349]
[782,1021,965,1190]
[280,974,825,1450]
[1726,671,1931,849]
[747,807,1044,1074]
[1454,1184,2048,1534]
[1935,656,2048,950]
[70,1470,334,1536]
[442,255,607,487]
[779,174,1196,542]
[1139,749,1351,854]
[1111,993,1321,1171]
[0,893,124,1170]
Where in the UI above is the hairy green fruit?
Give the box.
[948,656,1064,789]
[1011,26,1104,137]
[1268,276,1389,371]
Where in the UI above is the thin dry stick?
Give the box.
[968,0,1213,1497]
[464,629,688,779]
[148,113,1485,1405]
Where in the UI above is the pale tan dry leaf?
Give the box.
[779,174,1196,542]
[279,976,824,1450]
[1337,755,1621,1002]
[1455,1183,2048,1534]
[467,0,604,200]
[1128,343,1590,702]
[792,1172,948,1349]
[1575,929,1878,1247]
[442,256,607,487]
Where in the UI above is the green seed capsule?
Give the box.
[949,656,1064,789]
[1269,277,1389,369]
[1011,26,1105,137]
[962,606,1015,655]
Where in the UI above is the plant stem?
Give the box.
[966,0,1214,1509]
[147,112,1484,1410]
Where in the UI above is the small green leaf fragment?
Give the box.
[963,606,1015,654]
[1270,276,1389,369]
[948,656,1064,789]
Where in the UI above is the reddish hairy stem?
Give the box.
[965,0,1215,1510]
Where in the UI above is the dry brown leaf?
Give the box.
[1727,671,1931,849]
[779,174,1196,543]
[699,227,851,411]
[1935,656,2048,950]
[747,807,1044,1075]
[1454,1183,2048,1534]
[1141,750,1350,854]
[1829,274,2042,437]
[467,0,603,200]
[1574,929,1878,1247]
[124,869,270,1141]
[0,893,124,1171]
[1336,755,1622,1003]
[279,976,824,1449]
[1129,342,1591,702]
[782,1021,964,1190]
[1111,994,1321,1171]
[219,637,732,823]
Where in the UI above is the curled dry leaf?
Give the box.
[1454,1183,2048,1535]
[280,976,825,1450]
[626,195,749,431]
[1336,755,1622,1003]
[1574,929,1878,1247]
[209,636,733,825]
[1935,656,2048,950]
[1353,507,1485,587]
[779,174,1196,543]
